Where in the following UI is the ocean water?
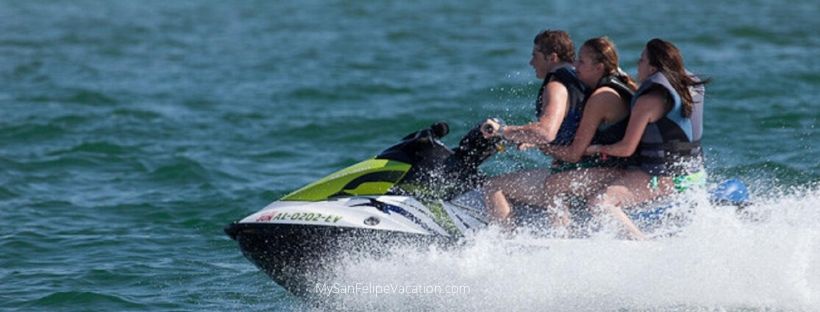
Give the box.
[0,1,817,311]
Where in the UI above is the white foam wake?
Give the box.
[319,185,820,311]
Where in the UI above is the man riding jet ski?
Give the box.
[224,122,749,297]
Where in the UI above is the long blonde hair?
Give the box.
[582,37,637,91]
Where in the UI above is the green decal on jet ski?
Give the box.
[425,201,461,237]
[281,159,411,201]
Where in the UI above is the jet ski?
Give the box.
[224,122,750,297]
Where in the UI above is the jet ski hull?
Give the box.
[225,222,447,297]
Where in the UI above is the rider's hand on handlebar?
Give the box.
[480,118,505,139]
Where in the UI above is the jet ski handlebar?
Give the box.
[430,122,449,139]
[480,118,506,138]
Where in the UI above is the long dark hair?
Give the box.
[583,36,637,91]
[644,38,708,117]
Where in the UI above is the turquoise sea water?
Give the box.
[1,1,818,311]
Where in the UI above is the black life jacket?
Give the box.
[535,66,589,146]
[633,72,704,176]
[590,75,634,145]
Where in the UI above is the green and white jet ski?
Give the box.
[224,122,749,297]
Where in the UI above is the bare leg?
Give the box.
[483,169,551,225]
[586,169,676,240]
[540,167,624,230]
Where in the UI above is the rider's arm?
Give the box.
[501,81,568,145]
[591,89,668,157]
[545,89,622,163]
